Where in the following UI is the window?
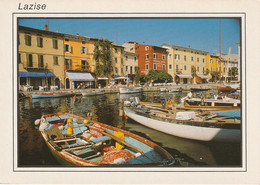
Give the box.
[82,41,85,44]
[162,55,166,60]
[26,54,33,67]
[216,68,218,72]
[52,38,58,49]
[145,64,149,70]
[211,67,212,72]
[121,58,123,65]
[216,60,219,64]
[65,58,72,70]
[37,36,43,47]
[134,57,137,61]
[114,48,118,53]
[197,58,199,62]
[197,66,199,72]
[210,59,213,64]
[81,46,88,54]
[121,68,123,74]
[18,53,21,63]
[169,64,172,69]
[125,56,128,60]
[130,66,133,74]
[38,55,44,68]
[81,60,88,70]
[176,64,179,72]
[163,64,166,71]
[203,58,205,63]
[126,66,128,72]
[203,67,205,73]
[191,56,194,61]
[168,54,172,59]
[115,67,118,74]
[121,49,123,54]
[53,56,58,65]
[153,63,157,70]
[175,54,179,60]
[115,57,117,63]
[65,44,72,53]
[145,54,149,60]
[24,34,31,46]
[153,53,157,59]
[145,46,149,51]
[224,68,226,72]
[184,65,187,71]
[184,55,186,61]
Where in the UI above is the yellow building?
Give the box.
[206,54,221,82]
[18,25,65,90]
[63,34,95,89]
[112,43,125,77]
[162,44,208,84]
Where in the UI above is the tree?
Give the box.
[144,70,173,83]
[210,71,221,82]
[94,39,113,77]
[228,67,238,80]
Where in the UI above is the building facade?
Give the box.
[63,34,95,89]
[162,44,208,84]
[124,51,139,75]
[112,43,125,76]
[123,42,167,76]
[18,25,65,90]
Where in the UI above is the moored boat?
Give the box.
[35,113,174,166]
[81,89,105,96]
[124,98,241,142]
[31,92,75,99]
[119,87,142,94]
[217,86,235,92]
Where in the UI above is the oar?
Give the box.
[102,130,144,155]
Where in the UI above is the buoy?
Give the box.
[34,119,41,126]
[67,118,73,135]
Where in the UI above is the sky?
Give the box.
[18,18,240,54]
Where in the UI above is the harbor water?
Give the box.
[18,91,242,167]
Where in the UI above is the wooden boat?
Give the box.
[119,87,142,94]
[35,113,174,166]
[217,86,235,92]
[31,92,75,99]
[191,87,210,91]
[124,99,241,142]
[169,87,182,93]
[81,89,105,96]
[184,97,240,107]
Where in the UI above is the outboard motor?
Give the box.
[134,97,140,105]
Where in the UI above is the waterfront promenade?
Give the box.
[20,83,221,97]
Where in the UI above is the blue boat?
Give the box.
[31,93,75,99]
[35,113,175,166]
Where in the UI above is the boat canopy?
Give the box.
[176,74,192,79]
[19,72,55,78]
[66,72,95,81]
[197,75,210,79]
[97,77,109,80]
[113,76,127,80]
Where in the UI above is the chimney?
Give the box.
[44,24,49,31]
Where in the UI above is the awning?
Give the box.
[97,77,109,80]
[176,74,192,79]
[197,75,210,79]
[19,72,55,78]
[66,72,95,81]
[113,76,127,80]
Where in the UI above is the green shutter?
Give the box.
[26,54,29,66]
[37,37,40,47]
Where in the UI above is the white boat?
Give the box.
[123,99,241,142]
[160,88,168,92]
[81,89,105,96]
[119,87,142,94]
